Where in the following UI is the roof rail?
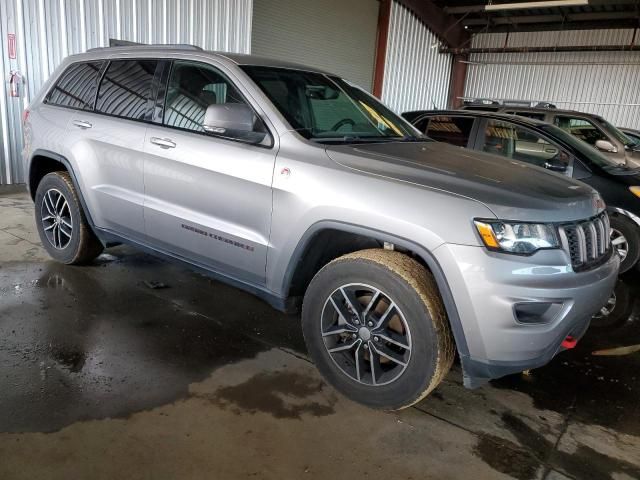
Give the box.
[87,39,203,52]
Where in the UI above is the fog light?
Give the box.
[514,302,563,324]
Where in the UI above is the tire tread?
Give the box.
[322,248,455,409]
[39,172,103,264]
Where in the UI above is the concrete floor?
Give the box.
[1,187,639,480]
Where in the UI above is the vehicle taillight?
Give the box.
[22,109,30,125]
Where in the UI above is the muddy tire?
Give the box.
[610,215,640,274]
[34,172,103,265]
[302,249,455,410]
[591,279,633,330]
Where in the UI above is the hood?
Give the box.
[325,141,602,223]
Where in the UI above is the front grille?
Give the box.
[559,212,612,272]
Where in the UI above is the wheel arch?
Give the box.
[608,206,640,229]
[29,149,98,231]
[281,221,470,357]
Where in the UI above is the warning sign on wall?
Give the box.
[8,34,16,59]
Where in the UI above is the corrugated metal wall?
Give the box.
[0,0,253,185]
[252,0,379,92]
[381,1,452,114]
[465,29,640,129]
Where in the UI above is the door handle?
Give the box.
[72,120,92,129]
[150,137,176,149]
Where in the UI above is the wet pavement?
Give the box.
[1,187,639,480]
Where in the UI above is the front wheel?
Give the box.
[34,172,104,265]
[610,215,640,274]
[302,249,455,410]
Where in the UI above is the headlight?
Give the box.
[474,220,559,255]
[630,186,640,198]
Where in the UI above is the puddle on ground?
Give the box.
[491,270,640,436]
[474,412,640,480]
[208,371,336,419]
[0,261,272,433]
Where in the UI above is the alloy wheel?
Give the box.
[611,228,628,262]
[40,188,73,250]
[320,283,412,386]
[594,292,617,320]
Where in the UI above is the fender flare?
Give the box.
[281,220,470,357]
[29,149,99,231]
[608,206,640,229]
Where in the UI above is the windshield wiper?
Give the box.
[400,135,429,142]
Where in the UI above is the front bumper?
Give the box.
[433,243,620,387]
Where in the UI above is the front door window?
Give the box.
[553,116,608,147]
[481,120,573,176]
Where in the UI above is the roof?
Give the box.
[215,52,334,75]
[467,105,607,119]
[82,44,334,75]
[403,108,549,127]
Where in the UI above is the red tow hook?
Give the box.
[561,336,578,349]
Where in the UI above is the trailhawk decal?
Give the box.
[181,224,255,252]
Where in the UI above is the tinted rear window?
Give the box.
[422,115,475,147]
[96,60,158,120]
[46,62,104,110]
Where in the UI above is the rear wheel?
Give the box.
[302,249,455,410]
[35,172,103,264]
[610,215,640,274]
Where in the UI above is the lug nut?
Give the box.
[354,319,360,325]
[363,343,369,349]
[352,333,357,339]
[367,321,373,327]
[374,336,379,342]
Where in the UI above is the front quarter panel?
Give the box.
[266,134,496,295]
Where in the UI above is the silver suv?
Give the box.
[23,46,619,409]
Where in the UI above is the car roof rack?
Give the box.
[87,39,203,52]
[462,97,557,109]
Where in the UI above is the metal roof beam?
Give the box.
[395,0,470,47]
[445,0,640,14]
[463,11,637,26]
[466,19,640,32]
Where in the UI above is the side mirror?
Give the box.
[203,103,254,135]
[595,139,618,153]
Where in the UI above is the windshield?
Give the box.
[241,66,422,143]
[540,124,625,170]
[595,116,636,147]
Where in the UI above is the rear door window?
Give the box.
[96,60,159,120]
[422,116,475,147]
[46,61,104,110]
[553,116,608,146]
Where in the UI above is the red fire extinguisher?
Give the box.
[9,70,22,98]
